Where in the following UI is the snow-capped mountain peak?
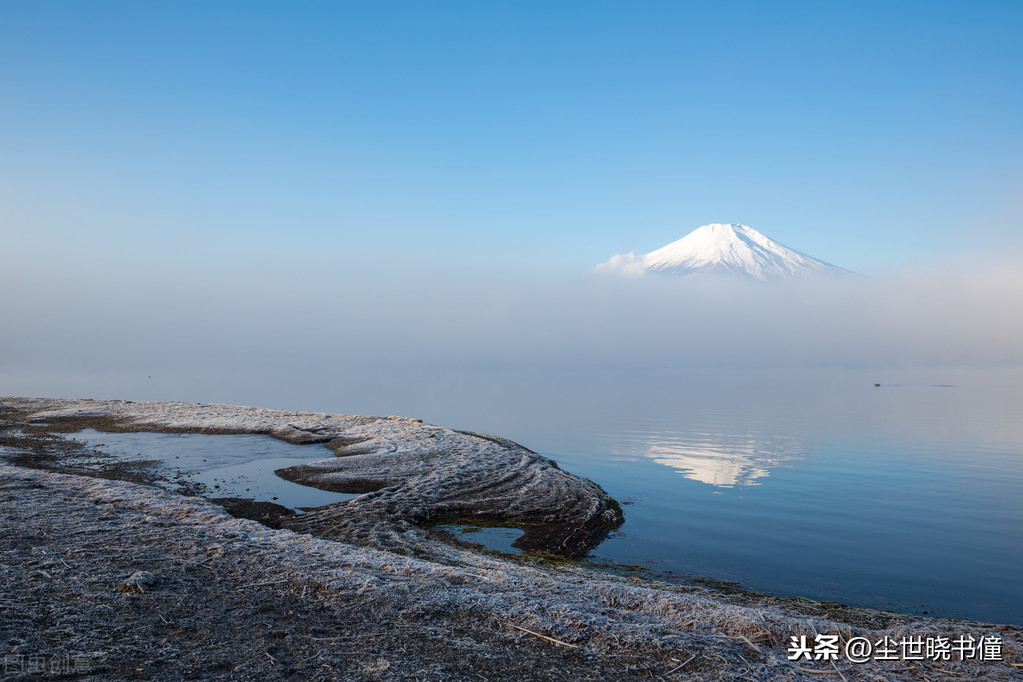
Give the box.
[596,223,853,280]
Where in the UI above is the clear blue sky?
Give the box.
[2,0,1021,274]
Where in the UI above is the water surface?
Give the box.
[69,429,355,511]
[523,371,1023,625]
[50,366,1023,625]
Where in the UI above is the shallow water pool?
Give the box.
[69,429,356,511]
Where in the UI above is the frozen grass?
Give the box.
[1,397,1021,680]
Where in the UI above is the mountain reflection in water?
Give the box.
[638,434,804,487]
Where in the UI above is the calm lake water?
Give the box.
[45,365,1023,626]
[379,365,1023,626]
[511,368,1023,626]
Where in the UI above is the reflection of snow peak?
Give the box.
[596,223,853,280]
[645,437,803,487]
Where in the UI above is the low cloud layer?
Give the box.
[593,252,645,275]
[3,253,1021,414]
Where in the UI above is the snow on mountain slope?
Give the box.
[596,223,854,280]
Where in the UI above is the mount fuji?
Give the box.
[595,223,855,280]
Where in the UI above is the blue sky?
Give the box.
[2,0,1021,275]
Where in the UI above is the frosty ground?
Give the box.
[1,398,1020,680]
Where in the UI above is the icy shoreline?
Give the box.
[1,397,1021,680]
[0,397,623,558]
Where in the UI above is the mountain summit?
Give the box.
[596,223,854,280]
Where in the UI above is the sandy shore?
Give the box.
[1,397,1020,680]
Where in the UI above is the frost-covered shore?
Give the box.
[1,397,1020,680]
[0,397,624,558]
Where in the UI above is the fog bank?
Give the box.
[3,256,1021,421]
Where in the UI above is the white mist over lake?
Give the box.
[4,253,1022,401]
[3,256,1022,623]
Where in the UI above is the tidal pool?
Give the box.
[69,429,356,511]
